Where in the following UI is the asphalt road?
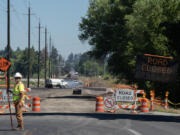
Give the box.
[1,88,180,135]
[29,88,105,113]
[0,113,180,135]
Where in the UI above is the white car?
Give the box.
[64,80,83,88]
[45,79,68,88]
[59,80,68,88]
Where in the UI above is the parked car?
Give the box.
[45,79,68,88]
[64,80,83,88]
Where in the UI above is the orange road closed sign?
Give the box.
[0,58,11,71]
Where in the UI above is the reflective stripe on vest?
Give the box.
[13,82,24,101]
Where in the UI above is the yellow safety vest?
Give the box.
[13,82,24,102]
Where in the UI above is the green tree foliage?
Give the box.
[77,52,104,76]
[64,52,104,76]
[79,0,180,102]
[82,60,103,76]
[0,46,63,78]
[50,46,62,76]
[65,53,74,72]
[79,0,136,81]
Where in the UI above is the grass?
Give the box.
[154,104,180,114]
[0,79,44,88]
[79,75,118,88]
[23,81,44,88]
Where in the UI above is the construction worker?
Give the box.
[9,72,25,130]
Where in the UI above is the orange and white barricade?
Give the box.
[134,90,144,95]
[96,97,104,112]
[141,98,149,112]
[117,104,137,110]
[150,90,154,111]
[23,88,32,111]
[164,91,169,109]
[0,105,9,113]
[0,88,32,113]
[114,89,145,113]
[32,97,40,111]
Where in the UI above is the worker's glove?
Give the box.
[7,89,12,94]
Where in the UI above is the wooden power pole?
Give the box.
[7,0,13,129]
[44,27,47,87]
[37,21,43,87]
[27,7,31,88]
[49,35,51,78]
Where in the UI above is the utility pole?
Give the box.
[7,0,10,88]
[27,7,31,88]
[44,27,47,87]
[7,0,13,129]
[51,43,55,77]
[37,21,43,87]
[48,35,51,78]
[103,59,106,76]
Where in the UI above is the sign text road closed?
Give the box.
[116,89,134,102]
[135,54,178,82]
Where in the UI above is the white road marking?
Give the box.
[127,128,142,135]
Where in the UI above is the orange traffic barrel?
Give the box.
[32,97,40,111]
[141,98,149,112]
[96,97,104,112]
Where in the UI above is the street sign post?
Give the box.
[116,89,134,102]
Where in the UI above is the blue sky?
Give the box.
[0,0,90,59]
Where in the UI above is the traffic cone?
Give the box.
[0,109,5,114]
[131,110,137,114]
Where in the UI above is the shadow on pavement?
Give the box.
[2,113,180,123]
[0,129,14,131]
[47,96,96,101]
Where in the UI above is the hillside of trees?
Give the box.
[0,46,64,78]
[65,52,106,77]
[79,0,180,103]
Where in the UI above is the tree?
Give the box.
[13,47,38,77]
[74,52,104,76]
[79,0,180,102]
[65,53,74,72]
[125,0,180,99]
[50,46,60,76]
[82,61,103,76]
[79,0,136,80]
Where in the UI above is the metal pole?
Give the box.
[27,7,31,88]
[7,0,13,129]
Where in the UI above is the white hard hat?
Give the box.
[14,72,22,78]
